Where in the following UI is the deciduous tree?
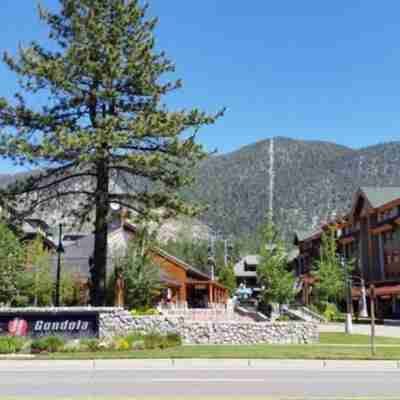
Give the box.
[312,227,348,305]
[21,237,53,306]
[257,215,295,308]
[0,222,24,306]
[114,227,161,309]
[217,264,236,297]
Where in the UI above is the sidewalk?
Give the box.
[2,359,400,371]
[319,322,400,338]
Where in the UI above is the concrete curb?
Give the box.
[1,359,400,371]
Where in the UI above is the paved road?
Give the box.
[1,360,400,399]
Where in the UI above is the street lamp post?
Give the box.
[55,223,65,307]
[348,275,368,318]
[341,255,353,334]
[359,277,369,318]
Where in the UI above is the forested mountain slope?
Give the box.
[189,137,400,244]
[2,137,400,248]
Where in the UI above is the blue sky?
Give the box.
[1,1,400,172]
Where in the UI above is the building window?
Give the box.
[244,263,257,272]
[383,228,400,278]
[379,207,398,222]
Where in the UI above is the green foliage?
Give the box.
[217,264,236,296]
[130,308,160,317]
[322,302,342,322]
[166,332,182,347]
[186,137,358,243]
[160,224,242,276]
[276,315,291,322]
[16,237,54,307]
[120,333,145,347]
[257,215,295,306]
[162,236,209,274]
[0,222,25,306]
[80,338,103,353]
[143,332,181,350]
[114,228,161,309]
[0,336,25,354]
[113,338,130,351]
[31,336,65,353]
[60,271,81,306]
[144,333,182,350]
[312,227,348,304]
[0,0,223,306]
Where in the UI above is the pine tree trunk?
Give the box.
[92,159,109,306]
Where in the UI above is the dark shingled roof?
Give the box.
[294,228,322,243]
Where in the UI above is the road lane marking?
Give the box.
[150,378,266,383]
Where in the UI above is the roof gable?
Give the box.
[360,186,400,209]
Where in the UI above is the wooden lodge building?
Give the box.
[17,214,228,309]
[56,219,228,309]
[294,187,400,319]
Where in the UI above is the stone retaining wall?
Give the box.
[99,309,319,345]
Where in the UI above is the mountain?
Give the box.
[189,137,400,246]
[2,137,400,248]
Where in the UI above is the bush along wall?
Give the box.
[0,332,182,355]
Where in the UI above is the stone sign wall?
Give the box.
[0,308,319,344]
[99,309,319,345]
[0,307,115,338]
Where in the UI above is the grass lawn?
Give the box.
[33,333,400,361]
[39,345,400,360]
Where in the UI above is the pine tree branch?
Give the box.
[7,172,97,196]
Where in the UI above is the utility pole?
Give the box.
[208,234,216,280]
[224,239,228,267]
[268,137,275,219]
[55,223,64,307]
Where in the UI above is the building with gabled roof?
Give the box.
[53,218,228,308]
[294,186,400,318]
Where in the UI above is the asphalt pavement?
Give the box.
[1,360,400,399]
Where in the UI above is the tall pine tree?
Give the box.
[0,0,223,305]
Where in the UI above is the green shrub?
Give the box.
[114,332,145,350]
[125,332,145,344]
[80,338,98,352]
[30,338,47,353]
[31,336,65,353]
[143,333,163,350]
[166,332,182,347]
[132,340,145,351]
[276,315,290,322]
[80,338,108,353]
[143,332,182,350]
[62,340,81,353]
[322,303,341,322]
[308,303,323,315]
[0,336,26,354]
[113,338,130,351]
[130,308,160,317]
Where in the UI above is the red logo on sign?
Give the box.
[8,318,29,337]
